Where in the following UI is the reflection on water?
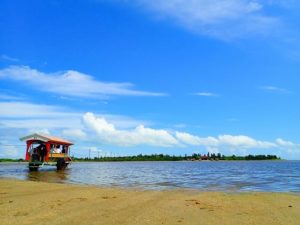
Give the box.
[27,170,69,183]
[0,161,300,192]
[0,162,70,184]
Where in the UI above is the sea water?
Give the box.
[0,161,299,192]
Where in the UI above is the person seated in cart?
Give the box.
[31,147,40,162]
[40,144,46,162]
[62,145,67,153]
[51,144,62,153]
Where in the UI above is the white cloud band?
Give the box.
[0,66,165,98]
[82,112,300,156]
[116,0,280,39]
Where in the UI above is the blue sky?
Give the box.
[0,0,299,159]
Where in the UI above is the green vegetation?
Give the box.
[0,153,281,162]
[72,153,280,162]
[224,154,279,160]
[0,158,25,162]
[74,154,182,162]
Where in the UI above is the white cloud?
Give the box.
[0,101,153,132]
[218,134,276,149]
[260,85,291,94]
[175,132,300,158]
[0,101,82,132]
[82,112,299,156]
[194,92,219,97]
[176,131,219,146]
[98,114,152,129]
[275,138,300,158]
[1,119,83,129]
[0,93,23,100]
[175,132,275,149]
[0,54,19,62]
[0,101,78,118]
[0,101,299,158]
[83,112,179,147]
[122,0,280,39]
[62,129,87,139]
[276,138,300,150]
[0,65,165,98]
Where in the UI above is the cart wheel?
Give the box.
[29,167,38,172]
[56,159,66,170]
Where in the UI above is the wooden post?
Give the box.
[45,142,50,161]
[25,140,32,161]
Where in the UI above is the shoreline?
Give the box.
[1,179,299,225]
[1,176,300,194]
[0,159,291,163]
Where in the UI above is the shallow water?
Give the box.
[1,161,300,192]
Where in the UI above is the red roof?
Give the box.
[20,133,73,145]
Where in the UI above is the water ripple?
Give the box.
[0,161,300,192]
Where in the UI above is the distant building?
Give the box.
[201,155,208,160]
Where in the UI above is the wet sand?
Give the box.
[0,179,299,225]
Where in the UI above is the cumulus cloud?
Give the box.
[83,112,179,147]
[217,135,276,149]
[0,65,165,98]
[175,131,219,146]
[117,0,280,39]
[98,114,152,129]
[274,138,300,158]
[62,129,87,139]
[1,102,299,158]
[276,138,300,150]
[82,112,299,158]
[175,132,276,150]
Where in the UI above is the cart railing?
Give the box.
[50,153,68,158]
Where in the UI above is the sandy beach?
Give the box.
[0,179,299,225]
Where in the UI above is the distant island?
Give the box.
[0,153,281,163]
[72,153,280,162]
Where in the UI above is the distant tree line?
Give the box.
[74,154,182,162]
[72,153,280,162]
[0,158,25,162]
[0,153,281,162]
[222,154,279,160]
